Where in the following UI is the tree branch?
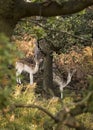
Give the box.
[17,0,93,19]
[31,20,92,43]
[75,91,93,106]
[13,91,92,130]
[68,91,93,116]
[14,103,59,122]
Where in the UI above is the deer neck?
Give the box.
[32,60,39,74]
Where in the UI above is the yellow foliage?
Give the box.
[83,46,92,57]
[16,36,36,58]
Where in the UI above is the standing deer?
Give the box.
[16,57,41,85]
[15,39,43,85]
[53,69,76,99]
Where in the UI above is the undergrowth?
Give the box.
[0,83,93,130]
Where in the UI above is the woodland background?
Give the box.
[1,0,93,130]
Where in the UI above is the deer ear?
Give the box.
[39,58,43,63]
[67,68,76,75]
[71,69,76,76]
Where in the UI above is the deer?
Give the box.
[15,56,42,85]
[53,69,76,99]
[15,38,43,85]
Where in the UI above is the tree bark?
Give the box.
[0,19,16,37]
[21,0,93,18]
[0,0,24,36]
[43,54,54,97]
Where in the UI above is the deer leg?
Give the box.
[30,73,33,85]
[16,71,22,84]
[61,91,63,99]
[60,86,64,99]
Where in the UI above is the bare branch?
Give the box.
[13,91,92,129]
[31,20,92,43]
[14,104,59,122]
[75,91,93,106]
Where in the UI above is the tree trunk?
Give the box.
[0,0,19,36]
[43,54,54,97]
[0,19,16,37]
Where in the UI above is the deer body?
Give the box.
[16,58,40,85]
[53,69,76,98]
